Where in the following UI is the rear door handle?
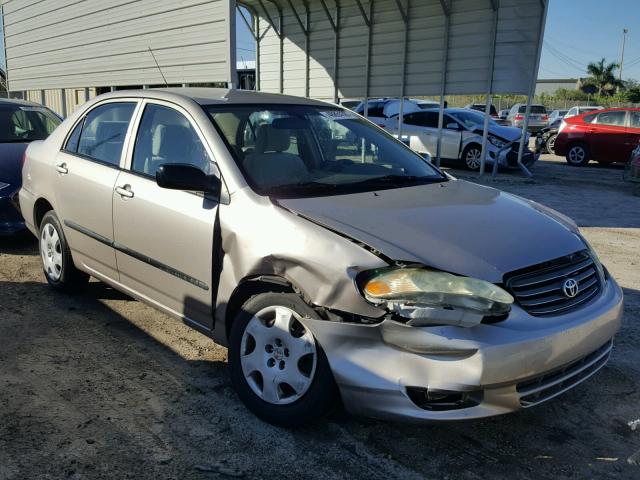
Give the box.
[55,163,68,174]
[115,185,134,199]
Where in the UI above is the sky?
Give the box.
[2,2,639,82]
[539,0,640,81]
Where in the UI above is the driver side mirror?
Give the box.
[156,163,221,197]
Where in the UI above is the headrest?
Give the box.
[255,123,291,153]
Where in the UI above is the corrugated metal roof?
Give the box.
[241,0,547,99]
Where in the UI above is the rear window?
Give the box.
[0,105,61,143]
[518,105,546,114]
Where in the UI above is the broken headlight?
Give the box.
[488,135,507,148]
[361,268,513,327]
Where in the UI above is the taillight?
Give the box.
[542,115,549,121]
[514,114,524,121]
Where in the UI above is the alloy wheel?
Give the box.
[547,134,557,155]
[41,223,63,281]
[465,148,482,170]
[568,145,586,164]
[240,305,317,405]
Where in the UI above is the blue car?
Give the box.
[0,98,61,235]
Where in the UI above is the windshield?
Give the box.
[448,110,496,129]
[0,105,61,143]
[205,104,446,198]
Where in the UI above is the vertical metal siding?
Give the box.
[246,0,546,97]
[2,0,234,90]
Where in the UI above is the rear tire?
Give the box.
[39,211,89,292]
[462,143,483,170]
[565,143,590,166]
[229,292,338,427]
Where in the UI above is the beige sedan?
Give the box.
[20,88,622,426]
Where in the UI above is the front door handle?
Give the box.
[115,185,134,199]
[55,163,68,174]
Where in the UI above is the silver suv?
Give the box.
[20,89,623,426]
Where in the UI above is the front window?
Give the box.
[0,105,61,143]
[447,110,496,130]
[206,105,445,198]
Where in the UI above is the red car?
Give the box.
[554,107,640,166]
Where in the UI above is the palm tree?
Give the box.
[585,58,622,96]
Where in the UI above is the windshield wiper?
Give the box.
[350,174,446,186]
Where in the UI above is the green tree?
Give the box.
[584,58,622,96]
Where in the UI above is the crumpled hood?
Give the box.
[486,124,523,142]
[0,143,28,187]
[278,180,586,283]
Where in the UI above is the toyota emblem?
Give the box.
[563,278,579,298]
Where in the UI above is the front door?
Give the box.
[53,101,139,280]
[112,102,219,328]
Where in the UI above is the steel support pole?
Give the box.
[436,0,451,168]
[60,89,68,118]
[396,0,409,138]
[517,0,547,176]
[479,0,499,176]
[40,89,46,106]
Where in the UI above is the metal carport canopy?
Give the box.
[238,0,547,101]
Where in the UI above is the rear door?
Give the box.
[404,111,460,159]
[589,110,628,162]
[53,100,139,281]
[112,100,220,329]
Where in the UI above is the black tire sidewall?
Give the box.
[228,292,338,427]
[39,211,87,291]
[546,134,557,155]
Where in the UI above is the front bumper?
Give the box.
[487,143,538,169]
[302,277,623,422]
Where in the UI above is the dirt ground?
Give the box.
[1,154,639,480]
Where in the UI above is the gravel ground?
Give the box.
[1,154,639,480]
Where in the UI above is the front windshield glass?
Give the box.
[0,105,61,143]
[205,104,446,198]
[448,110,496,129]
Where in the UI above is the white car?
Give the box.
[354,98,441,127]
[564,105,604,119]
[386,108,537,170]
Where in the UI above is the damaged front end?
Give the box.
[357,266,513,328]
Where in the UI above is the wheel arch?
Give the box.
[223,275,299,342]
[33,197,54,230]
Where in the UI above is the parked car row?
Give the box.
[14,88,622,428]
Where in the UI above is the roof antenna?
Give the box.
[148,47,168,87]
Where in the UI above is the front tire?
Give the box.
[565,143,590,166]
[545,133,558,155]
[229,292,338,427]
[39,211,89,292]
[462,143,483,170]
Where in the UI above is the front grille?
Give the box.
[505,250,601,316]
[517,340,612,408]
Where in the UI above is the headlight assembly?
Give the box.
[488,135,507,148]
[361,268,514,327]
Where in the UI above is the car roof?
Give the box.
[0,97,47,108]
[95,88,334,108]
